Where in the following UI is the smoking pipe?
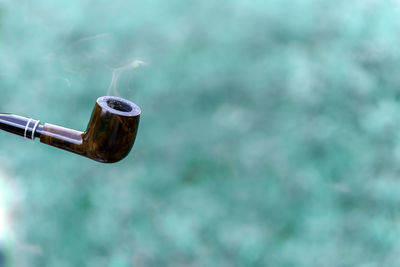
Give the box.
[0,96,141,163]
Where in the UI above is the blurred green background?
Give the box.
[0,0,400,266]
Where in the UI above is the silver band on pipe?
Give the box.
[24,118,33,139]
[31,120,40,140]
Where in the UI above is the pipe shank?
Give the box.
[40,123,84,155]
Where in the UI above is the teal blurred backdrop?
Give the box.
[1,0,400,266]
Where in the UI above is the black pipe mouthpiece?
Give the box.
[0,114,42,139]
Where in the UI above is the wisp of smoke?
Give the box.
[107,59,147,96]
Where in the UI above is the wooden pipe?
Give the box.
[0,96,141,163]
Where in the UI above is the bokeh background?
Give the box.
[0,0,400,266]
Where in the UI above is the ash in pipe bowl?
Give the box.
[97,96,141,117]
